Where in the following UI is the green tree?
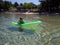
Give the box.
[39,0,60,12]
[17,3,37,10]
[14,2,19,8]
[17,3,23,10]
[20,3,23,6]
[0,0,13,11]
[30,2,37,9]
[23,3,32,9]
[4,1,12,10]
[0,0,3,11]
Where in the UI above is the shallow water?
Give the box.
[0,13,60,45]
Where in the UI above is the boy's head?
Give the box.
[20,17,23,20]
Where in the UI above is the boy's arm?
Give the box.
[17,20,20,24]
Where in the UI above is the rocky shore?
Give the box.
[5,12,39,15]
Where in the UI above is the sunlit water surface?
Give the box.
[0,13,60,45]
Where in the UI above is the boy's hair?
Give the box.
[20,17,23,20]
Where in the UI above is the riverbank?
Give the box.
[1,11,60,16]
[5,11,39,15]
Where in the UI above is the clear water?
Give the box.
[0,13,60,45]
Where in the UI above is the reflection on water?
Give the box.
[8,27,35,35]
[0,13,60,45]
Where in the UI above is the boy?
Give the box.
[18,17,24,32]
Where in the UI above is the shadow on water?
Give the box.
[7,27,35,35]
[23,28,35,35]
[7,27,19,31]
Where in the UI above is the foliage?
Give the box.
[39,0,60,12]
[14,2,19,8]
[0,0,13,11]
[4,1,12,10]
[17,3,37,11]
[0,0,38,12]
[23,3,32,9]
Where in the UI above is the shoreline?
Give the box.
[4,12,39,15]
